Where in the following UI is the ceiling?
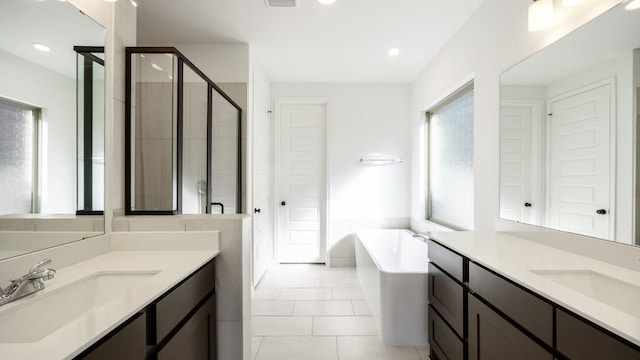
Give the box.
[0,0,105,79]
[136,0,487,83]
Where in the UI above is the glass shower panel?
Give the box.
[211,91,240,214]
[181,66,208,214]
[129,53,178,212]
[76,51,105,213]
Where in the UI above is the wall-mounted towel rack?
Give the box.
[360,157,404,165]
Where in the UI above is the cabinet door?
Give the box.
[157,295,216,360]
[429,305,464,360]
[78,313,146,360]
[468,295,551,360]
[556,309,640,359]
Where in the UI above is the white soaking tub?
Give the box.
[354,229,429,346]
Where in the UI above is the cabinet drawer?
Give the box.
[79,312,146,360]
[428,262,464,337]
[428,240,464,282]
[156,260,216,341]
[468,294,551,360]
[557,309,640,359]
[429,305,463,360]
[468,262,553,347]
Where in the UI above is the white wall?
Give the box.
[136,42,250,83]
[0,50,76,213]
[271,83,411,266]
[410,0,621,232]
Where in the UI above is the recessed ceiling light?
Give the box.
[33,43,51,52]
[626,0,640,10]
[562,0,584,5]
[130,0,138,6]
[387,47,400,56]
[317,0,336,5]
[151,63,163,71]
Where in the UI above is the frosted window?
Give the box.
[0,101,36,215]
[427,87,474,230]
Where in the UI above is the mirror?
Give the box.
[499,3,640,245]
[0,0,106,260]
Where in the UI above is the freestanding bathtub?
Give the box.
[354,229,429,346]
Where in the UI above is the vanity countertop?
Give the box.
[428,231,640,347]
[0,239,220,359]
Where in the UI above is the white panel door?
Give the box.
[548,84,611,239]
[252,72,272,284]
[278,103,326,263]
[500,103,536,224]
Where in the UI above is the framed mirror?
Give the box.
[499,2,640,245]
[0,0,106,260]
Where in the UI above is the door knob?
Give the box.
[281,201,286,206]
[524,202,532,207]
[254,208,261,214]
[596,209,607,215]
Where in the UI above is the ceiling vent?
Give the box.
[264,0,299,7]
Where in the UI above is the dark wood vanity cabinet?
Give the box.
[468,294,552,360]
[76,259,217,360]
[428,240,466,360]
[427,238,640,360]
[556,309,639,359]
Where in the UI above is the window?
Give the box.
[426,83,474,230]
[0,99,39,215]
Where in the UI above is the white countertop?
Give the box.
[0,242,219,359]
[428,231,640,347]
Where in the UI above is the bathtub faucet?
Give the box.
[412,233,429,243]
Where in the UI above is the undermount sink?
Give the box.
[0,271,159,343]
[530,269,640,317]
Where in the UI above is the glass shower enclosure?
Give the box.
[125,47,242,215]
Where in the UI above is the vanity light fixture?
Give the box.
[130,0,138,7]
[33,43,51,52]
[562,0,585,6]
[528,0,555,32]
[317,0,337,5]
[625,0,640,10]
[387,47,400,56]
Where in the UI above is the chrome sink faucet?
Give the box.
[0,258,56,306]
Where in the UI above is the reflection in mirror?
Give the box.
[499,3,640,244]
[76,48,105,215]
[0,0,105,260]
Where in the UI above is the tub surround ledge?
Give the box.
[428,231,640,348]
[0,231,220,359]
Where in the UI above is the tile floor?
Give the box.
[251,264,430,360]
